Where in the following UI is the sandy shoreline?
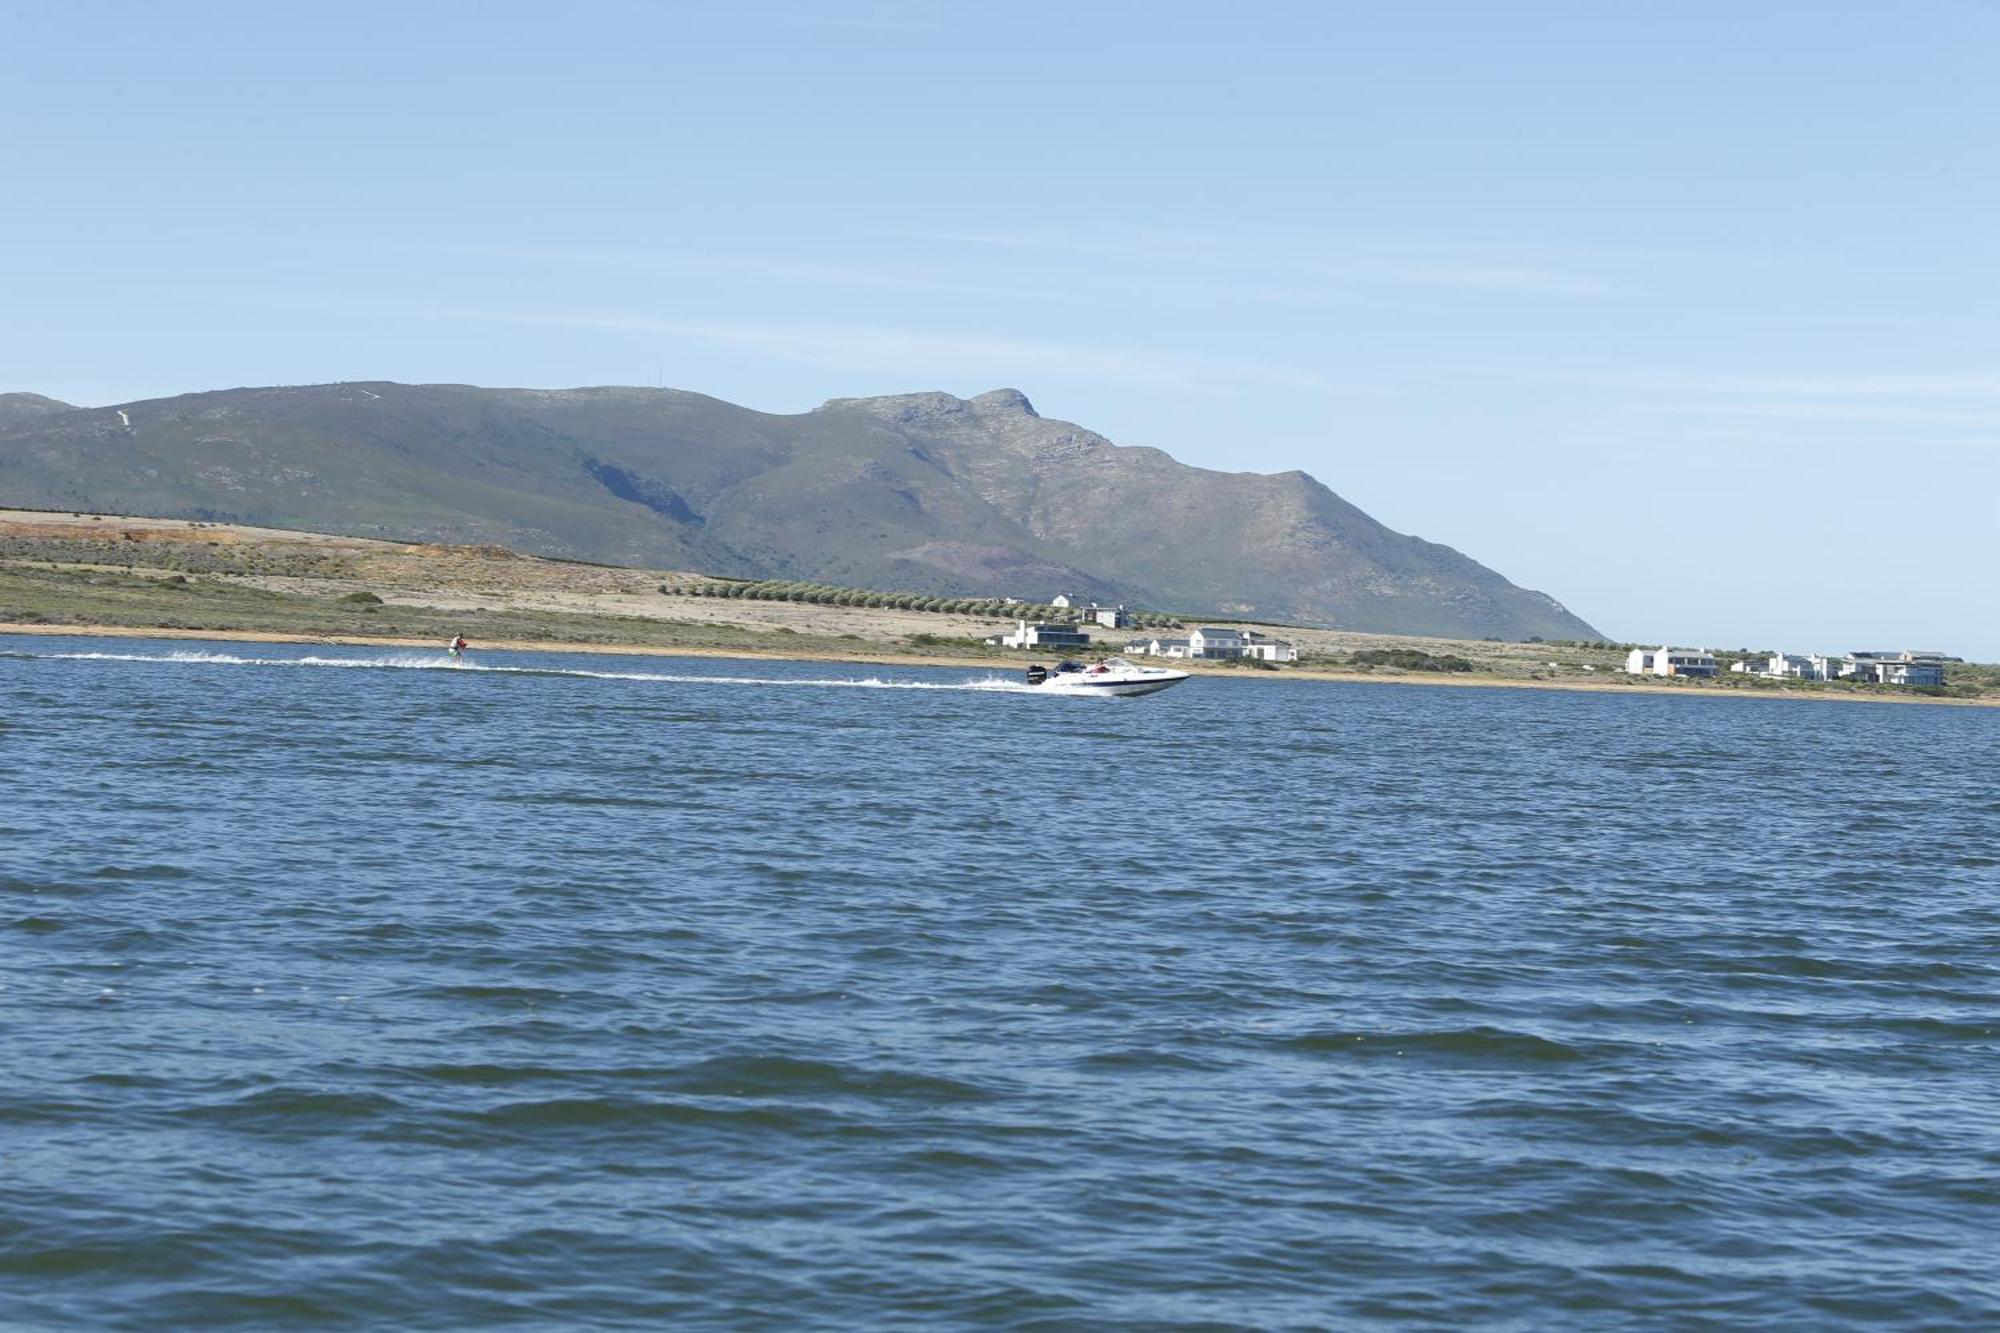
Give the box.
[9,510,1990,710]
[5,621,1992,709]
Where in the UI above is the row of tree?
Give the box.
[674,579,1182,628]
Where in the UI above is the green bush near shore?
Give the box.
[1349,648,1475,673]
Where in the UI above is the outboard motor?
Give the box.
[1025,664,1048,686]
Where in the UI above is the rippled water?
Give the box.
[4,635,1998,1328]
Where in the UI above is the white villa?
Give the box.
[1842,651,1949,686]
[1731,653,1815,678]
[1242,632,1299,662]
[1039,595,1128,628]
[989,620,1092,650]
[1188,626,1247,659]
[1123,628,1297,662]
[1623,646,1719,678]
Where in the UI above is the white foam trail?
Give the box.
[26,648,1045,693]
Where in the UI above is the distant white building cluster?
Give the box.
[1124,626,1297,662]
[993,596,1300,664]
[990,619,1092,649]
[1625,645,1953,687]
[1048,595,1131,629]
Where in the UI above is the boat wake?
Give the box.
[11,648,1051,694]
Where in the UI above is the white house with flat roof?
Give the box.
[1841,651,1895,680]
[1079,602,1130,629]
[1875,659,1946,687]
[1704,649,1948,686]
[1129,628,1294,662]
[1241,631,1298,662]
[1624,646,1718,677]
[1188,627,1248,659]
[1730,652,1817,679]
[1844,651,1947,686]
[991,620,1092,650]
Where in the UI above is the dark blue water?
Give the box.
[4,635,1998,1328]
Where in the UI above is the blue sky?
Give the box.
[6,1,1998,656]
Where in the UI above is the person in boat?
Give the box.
[1087,659,1110,674]
[448,634,469,657]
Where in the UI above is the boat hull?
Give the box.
[1038,671,1189,697]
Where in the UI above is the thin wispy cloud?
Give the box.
[1658,400,2000,431]
[184,286,1329,393]
[1670,369,2000,399]
[1563,424,1800,472]
[732,0,943,35]
[1662,367,2000,444]
[902,226,1773,298]
[472,243,1037,307]
[465,240,1389,315]
[1477,363,2000,401]
[486,309,1330,392]
[1492,362,2000,448]
[917,227,1610,295]
[1381,259,1609,296]
[492,309,1175,382]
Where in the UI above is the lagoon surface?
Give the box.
[4,635,1998,1328]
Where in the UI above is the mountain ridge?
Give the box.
[0,380,1601,638]
[0,393,79,427]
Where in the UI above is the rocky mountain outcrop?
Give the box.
[0,380,1600,638]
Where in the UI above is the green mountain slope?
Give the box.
[0,393,78,427]
[0,380,1600,638]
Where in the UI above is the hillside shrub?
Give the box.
[1349,648,1474,673]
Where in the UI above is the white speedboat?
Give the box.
[1025,656,1189,697]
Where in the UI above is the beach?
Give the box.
[4,510,1992,706]
[4,620,1993,708]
